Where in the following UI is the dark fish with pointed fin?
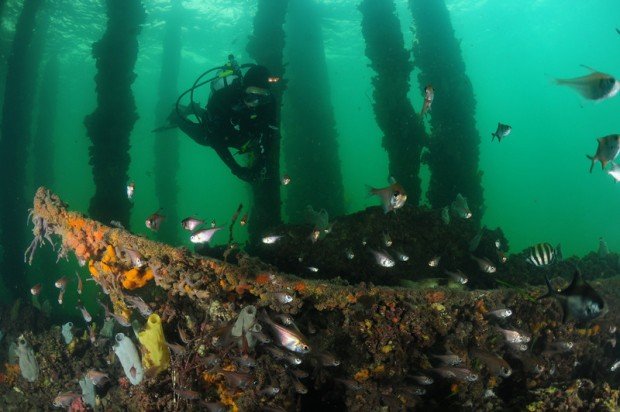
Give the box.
[587,134,620,172]
[491,123,511,142]
[555,66,620,101]
[539,270,606,323]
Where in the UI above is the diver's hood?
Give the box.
[243,65,271,89]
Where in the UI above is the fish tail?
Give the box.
[365,185,376,197]
[586,155,595,173]
[537,274,555,300]
[491,132,496,141]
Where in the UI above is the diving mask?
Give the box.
[244,86,270,107]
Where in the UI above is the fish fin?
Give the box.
[560,303,569,323]
[388,176,397,185]
[491,132,496,141]
[579,64,600,73]
[555,243,563,262]
[586,155,595,173]
[565,269,585,293]
[537,273,556,300]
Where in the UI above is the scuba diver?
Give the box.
[158,55,279,182]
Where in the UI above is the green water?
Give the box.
[1,0,620,312]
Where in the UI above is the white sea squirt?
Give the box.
[113,332,144,385]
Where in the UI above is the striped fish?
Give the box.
[526,243,557,266]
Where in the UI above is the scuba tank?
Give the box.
[211,54,242,92]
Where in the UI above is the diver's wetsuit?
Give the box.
[177,74,276,183]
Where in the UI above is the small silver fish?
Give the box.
[166,342,187,356]
[382,230,392,247]
[495,239,501,249]
[556,66,620,101]
[471,255,496,273]
[497,327,530,344]
[281,174,291,185]
[431,367,478,382]
[345,248,355,260]
[124,295,152,317]
[284,352,302,365]
[177,324,191,344]
[272,292,293,304]
[470,349,512,377]
[315,352,340,367]
[125,249,145,268]
[430,353,463,366]
[368,178,407,213]
[451,193,472,219]
[75,272,83,295]
[421,84,434,117]
[55,276,67,289]
[394,249,409,262]
[491,123,511,142]
[487,308,512,318]
[587,134,620,172]
[181,217,204,231]
[77,302,92,323]
[30,283,42,296]
[262,235,283,244]
[126,182,135,200]
[273,313,294,325]
[369,248,395,268]
[444,270,468,285]
[410,375,434,385]
[210,219,216,228]
[611,360,620,372]
[310,228,321,243]
[428,255,441,267]
[545,341,574,353]
[334,378,362,391]
[190,227,222,244]
[86,369,109,386]
[88,324,97,344]
[145,210,165,231]
[58,288,66,305]
[53,392,80,408]
[306,266,319,273]
[259,386,280,396]
[98,300,131,327]
[260,310,310,353]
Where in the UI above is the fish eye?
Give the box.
[393,191,400,197]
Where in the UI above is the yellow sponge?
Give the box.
[137,314,170,375]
